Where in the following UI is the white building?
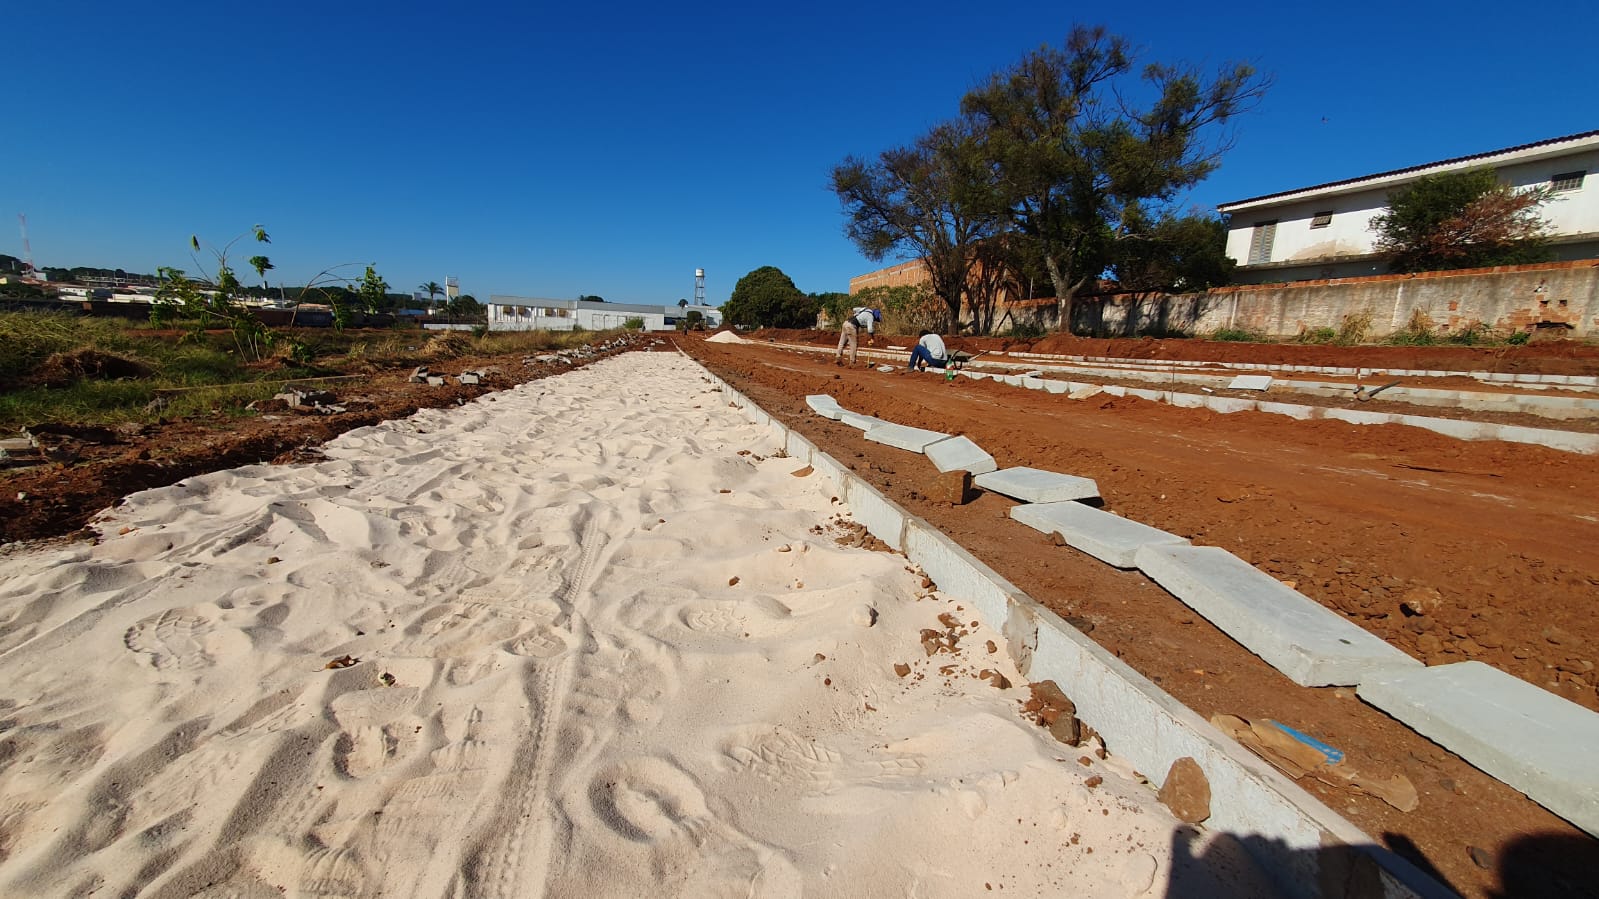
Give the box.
[1218,130,1599,284]
[486,296,714,332]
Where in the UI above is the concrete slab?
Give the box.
[839,411,887,431]
[1135,544,1421,687]
[1229,375,1275,390]
[1359,661,1599,837]
[976,467,1100,503]
[865,422,951,453]
[924,436,998,475]
[1010,501,1185,568]
[805,394,845,420]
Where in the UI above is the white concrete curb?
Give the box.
[684,355,1450,899]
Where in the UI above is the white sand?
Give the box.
[0,351,1271,897]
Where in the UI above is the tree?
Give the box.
[1110,209,1234,293]
[153,225,277,359]
[832,117,998,329]
[248,254,274,288]
[419,281,444,309]
[447,293,485,319]
[1370,168,1553,273]
[578,294,606,303]
[960,25,1267,330]
[722,266,817,328]
[357,265,389,313]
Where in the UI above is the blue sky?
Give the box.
[4,1,1595,305]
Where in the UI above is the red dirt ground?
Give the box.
[679,332,1599,899]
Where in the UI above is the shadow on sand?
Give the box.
[1163,826,1599,898]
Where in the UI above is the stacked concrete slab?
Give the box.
[1359,662,1599,838]
[805,394,845,420]
[1136,545,1422,687]
[924,436,997,475]
[1011,501,1186,568]
[976,467,1101,503]
[865,422,952,452]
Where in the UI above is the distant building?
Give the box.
[485,296,689,332]
[1217,130,1599,284]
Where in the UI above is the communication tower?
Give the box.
[694,268,705,307]
[17,213,36,276]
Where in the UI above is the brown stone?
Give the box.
[924,469,973,505]
[1157,757,1212,824]
[893,662,911,678]
[1399,586,1443,617]
[1028,681,1081,746]
[1543,625,1578,646]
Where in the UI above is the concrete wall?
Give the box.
[1071,260,1599,339]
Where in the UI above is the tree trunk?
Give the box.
[1044,255,1075,334]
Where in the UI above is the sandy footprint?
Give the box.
[395,602,540,657]
[576,756,802,898]
[329,687,423,779]
[719,725,925,793]
[123,606,250,672]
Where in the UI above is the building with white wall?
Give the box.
[1218,130,1599,284]
[487,296,714,332]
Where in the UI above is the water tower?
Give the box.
[694,268,705,307]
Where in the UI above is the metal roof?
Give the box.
[1218,129,1599,212]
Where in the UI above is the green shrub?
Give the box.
[1335,310,1372,345]
[1506,330,1531,345]
[1294,326,1338,344]
[1209,327,1266,342]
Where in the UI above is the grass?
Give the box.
[0,311,627,432]
[1208,327,1268,342]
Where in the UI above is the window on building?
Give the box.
[1310,211,1333,229]
[1247,221,1277,265]
[1551,171,1585,192]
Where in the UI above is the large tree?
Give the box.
[1370,168,1553,273]
[960,25,1266,330]
[723,266,816,328]
[831,118,999,330]
[1111,208,1234,293]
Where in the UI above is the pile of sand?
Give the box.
[705,329,745,344]
[0,352,1270,896]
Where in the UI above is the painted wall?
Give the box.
[1066,261,1599,339]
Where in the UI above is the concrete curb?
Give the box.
[685,355,1450,899]
[764,340,1597,453]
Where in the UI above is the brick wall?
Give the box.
[849,260,930,293]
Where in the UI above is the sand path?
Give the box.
[0,351,1268,897]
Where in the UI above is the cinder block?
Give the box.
[1135,544,1420,687]
[976,467,1099,503]
[805,394,846,420]
[865,422,951,453]
[1010,501,1185,568]
[925,436,997,475]
[1359,662,1599,837]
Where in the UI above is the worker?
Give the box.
[908,330,948,371]
[835,305,879,366]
